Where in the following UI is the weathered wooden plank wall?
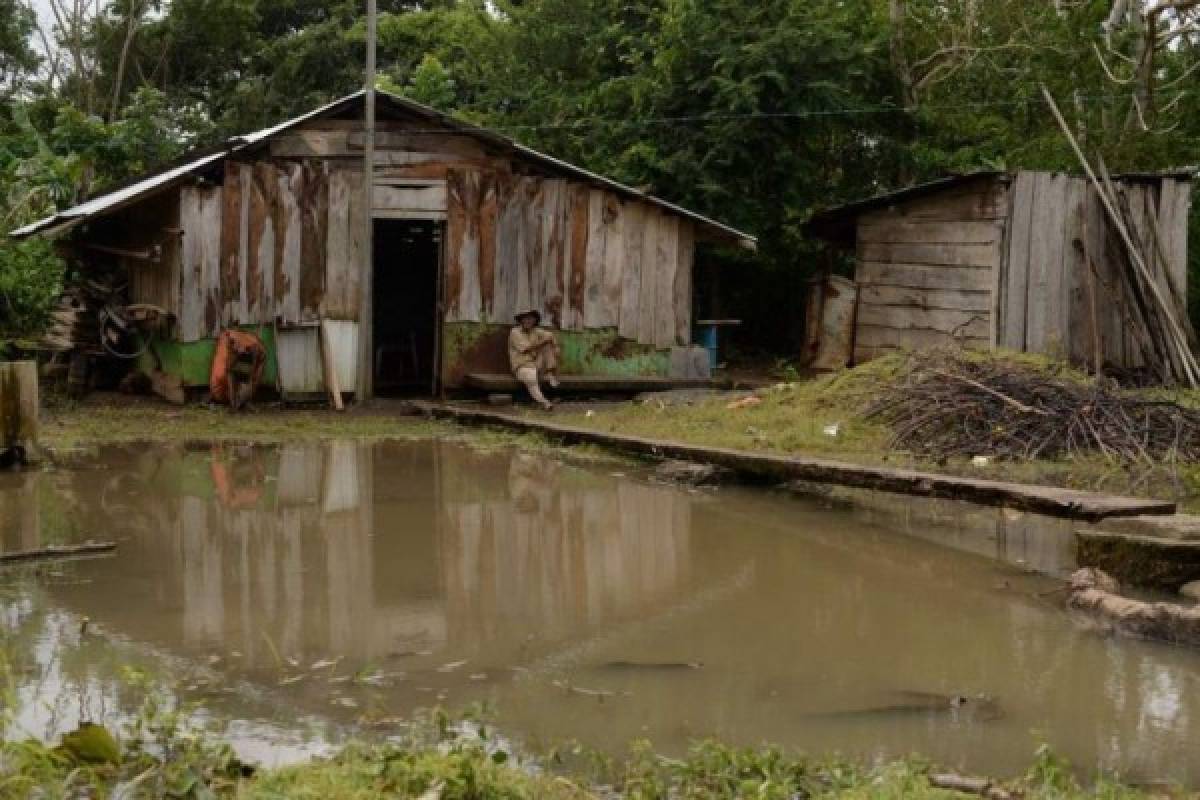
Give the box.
[997,172,1191,369]
[444,168,694,349]
[179,159,344,341]
[852,176,1007,363]
[178,186,222,341]
[167,113,699,358]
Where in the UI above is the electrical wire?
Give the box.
[380,90,1197,137]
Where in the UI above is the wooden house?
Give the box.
[13,91,754,398]
[805,170,1192,368]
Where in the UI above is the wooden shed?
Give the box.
[806,170,1193,368]
[13,91,754,399]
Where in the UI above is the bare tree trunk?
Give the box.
[109,1,144,121]
[1124,8,1159,132]
[889,0,916,109]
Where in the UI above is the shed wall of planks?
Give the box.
[852,176,1007,363]
[849,171,1191,370]
[997,172,1191,369]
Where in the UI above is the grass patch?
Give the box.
[548,350,1200,507]
[0,724,1167,799]
[39,403,449,449]
[36,399,636,470]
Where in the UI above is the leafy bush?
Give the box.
[0,236,65,338]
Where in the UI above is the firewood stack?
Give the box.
[40,278,120,354]
[41,289,99,352]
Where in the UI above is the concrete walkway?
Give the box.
[413,402,1175,523]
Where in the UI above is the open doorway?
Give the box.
[372,219,442,395]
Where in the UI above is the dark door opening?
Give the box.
[372,219,442,395]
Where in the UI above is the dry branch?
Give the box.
[864,350,1200,463]
[0,541,116,565]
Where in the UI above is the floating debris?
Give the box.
[437,660,468,673]
[602,661,703,671]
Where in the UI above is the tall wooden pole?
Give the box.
[357,0,377,403]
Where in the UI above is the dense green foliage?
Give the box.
[1,0,1198,348]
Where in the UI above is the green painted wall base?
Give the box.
[441,322,669,388]
[144,322,666,393]
[137,326,279,388]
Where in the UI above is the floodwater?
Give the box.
[2,439,1199,783]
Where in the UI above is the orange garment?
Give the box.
[209,330,267,408]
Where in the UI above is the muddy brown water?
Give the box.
[1,439,1198,782]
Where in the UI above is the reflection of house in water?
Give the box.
[29,441,695,672]
[440,453,691,648]
[0,473,40,553]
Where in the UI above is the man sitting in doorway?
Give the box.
[508,309,559,410]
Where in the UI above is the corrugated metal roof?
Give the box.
[11,90,756,247]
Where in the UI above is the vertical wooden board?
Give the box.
[493,175,521,324]
[674,221,694,346]
[323,319,359,392]
[298,161,328,319]
[179,186,223,341]
[618,203,645,340]
[638,208,660,345]
[1154,180,1179,304]
[519,179,545,317]
[540,181,567,328]
[1085,186,1125,367]
[1161,179,1191,307]
[204,190,223,337]
[444,169,467,321]
[246,164,272,323]
[220,162,245,325]
[478,172,498,321]
[276,165,303,324]
[1123,185,1151,368]
[1062,178,1089,365]
[1126,184,1152,279]
[583,190,609,328]
[601,194,625,328]
[1000,171,1035,350]
[654,214,679,349]
[444,170,479,323]
[179,188,203,341]
[565,185,590,330]
[1024,173,1068,354]
[456,170,482,322]
[323,169,364,319]
[234,165,251,325]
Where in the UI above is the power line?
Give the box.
[385,90,1195,136]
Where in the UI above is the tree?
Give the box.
[0,0,38,99]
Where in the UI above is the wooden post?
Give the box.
[357,0,377,404]
[1,361,38,463]
[320,319,345,412]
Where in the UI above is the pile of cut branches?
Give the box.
[863,351,1200,463]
